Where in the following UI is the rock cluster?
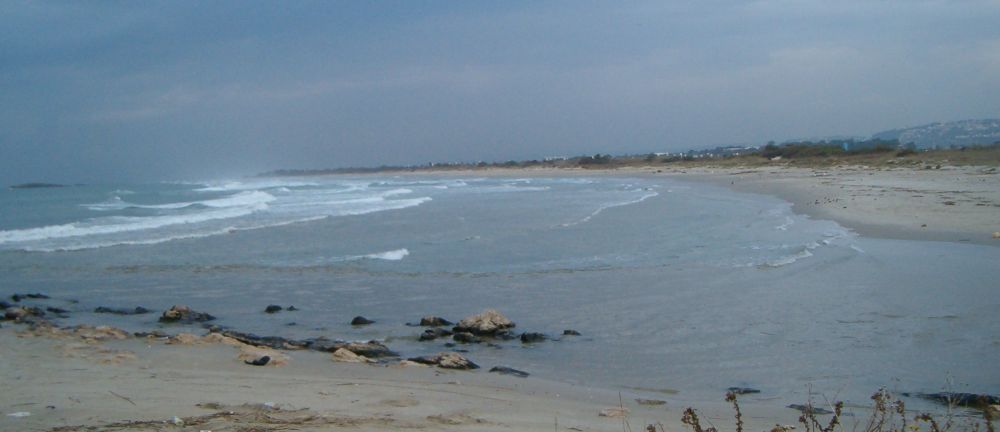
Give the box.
[159,305,216,323]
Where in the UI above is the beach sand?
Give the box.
[657,164,1000,246]
[0,326,802,432]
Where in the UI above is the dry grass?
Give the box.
[667,389,995,432]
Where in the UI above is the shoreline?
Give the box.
[316,163,1000,247]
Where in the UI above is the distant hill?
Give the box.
[871,119,1000,149]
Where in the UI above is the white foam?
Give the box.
[85,191,275,211]
[364,248,409,261]
[0,205,261,245]
[561,192,659,227]
[195,180,319,192]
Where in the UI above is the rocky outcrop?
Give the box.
[350,316,375,325]
[562,329,581,336]
[407,352,479,370]
[94,306,151,315]
[332,348,373,363]
[728,387,761,395]
[520,332,546,343]
[159,305,216,323]
[3,306,45,321]
[419,327,453,341]
[419,316,453,327]
[264,305,282,313]
[10,293,50,302]
[337,341,397,358]
[452,332,482,344]
[453,309,514,336]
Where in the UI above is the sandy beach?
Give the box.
[0,325,804,432]
[656,164,1000,246]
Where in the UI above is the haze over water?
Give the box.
[2,175,997,409]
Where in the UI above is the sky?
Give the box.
[2,1,999,184]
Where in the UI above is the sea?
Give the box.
[2,174,997,410]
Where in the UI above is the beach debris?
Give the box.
[159,305,216,323]
[419,327,453,341]
[264,305,283,313]
[520,332,547,343]
[244,355,271,366]
[453,309,515,336]
[11,293,50,302]
[407,352,479,370]
[728,387,761,395]
[489,366,529,377]
[170,416,185,426]
[94,306,150,315]
[427,413,492,425]
[332,348,373,363]
[419,316,453,327]
[134,330,170,338]
[6,412,31,418]
[452,332,482,344]
[351,316,375,325]
[992,231,1000,239]
[599,407,630,418]
[787,404,833,415]
[636,398,666,406]
[562,329,582,336]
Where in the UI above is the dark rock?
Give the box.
[11,293,50,302]
[0,301,11,309]
[407,352,479,370]
[303,338,344,352]
[45,306,69,314]
[443,342,456,348]
[287,305,298,311]
[562,329,582,336]
[903,392,1000,408]
[419,327,453,341]
[4,306,45,321]
[787,404,833,415]
[264,305,283,313]
[159,305,216,323]
[728,387,761,395]
[489,366,529,377]
[351,316,375,325]
[493,329,518,340]
[419,316,453,327]
[452,332,482,344]
[211,328,307,350]
[520,332,547,344]
[94,306,151,315]
[453,309,515,336]
[245,356,271,366]
[337,341,397,358]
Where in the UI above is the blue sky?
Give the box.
[2,1,999,183]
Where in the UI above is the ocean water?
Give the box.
[2,174,998,409]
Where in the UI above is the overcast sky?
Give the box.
[2,1,999,184]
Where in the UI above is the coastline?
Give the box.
[354,163,1000,246]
